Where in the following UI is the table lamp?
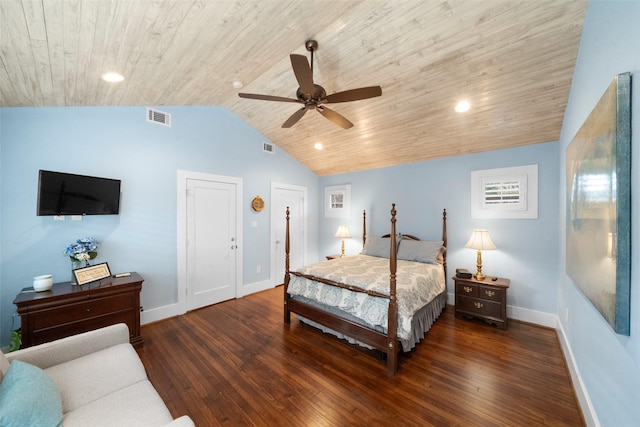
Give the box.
[464,229,496,281]
[335,225,351,257]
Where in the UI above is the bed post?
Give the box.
[284,206,291,324]
[362,210,367,247]
[387,203,398,376]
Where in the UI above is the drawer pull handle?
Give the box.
[474,302,484,309]
[485,290,495,297]
[463,286,473,293]
[86,309,91,313]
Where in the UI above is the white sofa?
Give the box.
[0,323,194,427]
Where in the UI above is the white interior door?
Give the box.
[271,183,307,285]
[183,174,242,311]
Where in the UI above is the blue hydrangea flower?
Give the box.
[64,237,99,261]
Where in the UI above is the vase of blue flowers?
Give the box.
[64,237,99,284]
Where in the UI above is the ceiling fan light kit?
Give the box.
[238,40,382,129]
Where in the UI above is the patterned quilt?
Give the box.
[287,254,445,340]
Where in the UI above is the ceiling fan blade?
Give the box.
[282,107,308,128]
[238,93,301,103]
[324,86,382,103]
[290,54,315,98]
[317,106,353,129]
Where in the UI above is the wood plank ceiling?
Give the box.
[0,0,587,176]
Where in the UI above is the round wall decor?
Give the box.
[251,196,265,212]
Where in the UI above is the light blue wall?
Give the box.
[319,141,560,314]
[558,1,640,425]
[0,106,319,346]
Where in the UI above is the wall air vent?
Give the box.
[263,142,275,154]
[146,108,171,127]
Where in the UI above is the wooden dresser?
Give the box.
[454,274,510,330]
[13,273,144,348]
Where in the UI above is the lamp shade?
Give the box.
[464,229,496,251]
[334,225,351,239]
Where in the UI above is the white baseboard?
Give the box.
[141,303,181,325]
[141,280,275,325]
[239,279,275,297]
[556,319,599,427]
[507,305,557,328]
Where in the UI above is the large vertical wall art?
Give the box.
[566,72,631,335]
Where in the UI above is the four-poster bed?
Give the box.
[283,204,447,375]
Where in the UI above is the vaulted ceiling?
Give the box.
[0,1,587,175]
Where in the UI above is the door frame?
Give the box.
[177,170,243,314]
[270,182,308,286]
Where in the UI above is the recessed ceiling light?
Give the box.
[101,72,124,83]
[232,80,244,89]
[314,143,323,150]
[455,100,470,113]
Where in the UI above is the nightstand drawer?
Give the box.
[456,282,478,297]
[478,285,505,302]
[457,295,502,318]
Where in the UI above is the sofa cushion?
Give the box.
[0,360,63,427]
[44,343,148,413]
[62,380,173,427]
[0,351,9,382]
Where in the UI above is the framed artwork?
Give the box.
[566,72,631,335]
[74,262,112,286]
[324,184,351,218]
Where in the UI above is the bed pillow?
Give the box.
[0,360,63,427]
[397,240,444,264]
[361,237,393,258]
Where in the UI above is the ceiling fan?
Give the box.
[238,40,382,129]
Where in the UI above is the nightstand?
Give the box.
[454,275,510,329]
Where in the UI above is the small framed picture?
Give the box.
[73,262,112,286]
[324,184,351,218]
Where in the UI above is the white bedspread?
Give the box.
[287,254,445,341]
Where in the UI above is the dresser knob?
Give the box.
[485,290,495,297]
[463,286,473,293]
[474,302,484,309]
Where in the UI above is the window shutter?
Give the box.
[481,174,527,211]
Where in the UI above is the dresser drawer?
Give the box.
[457,295,502,319]
[29,313,136,347]
[31,294,135,330]
[478,285,505,302]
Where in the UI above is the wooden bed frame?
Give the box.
[283,204,447,376]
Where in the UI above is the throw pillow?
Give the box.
[0,360,63,427]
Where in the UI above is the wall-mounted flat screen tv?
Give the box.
[37,170,121,216]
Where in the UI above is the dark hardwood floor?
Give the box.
[137,286,584,426]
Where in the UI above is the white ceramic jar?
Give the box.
[33,274,53,292]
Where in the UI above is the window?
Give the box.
[471,165,538,219]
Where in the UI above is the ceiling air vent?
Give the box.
[146,108,171,127]
[263,142,275,154]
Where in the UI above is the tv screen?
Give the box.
[37,170,121,216]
